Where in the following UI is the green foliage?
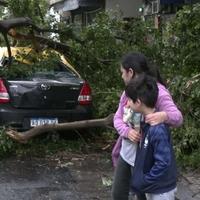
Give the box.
[69,11,126,82]
[7,0,48,24]
[67,12,127,116]
[13,136,84,156]
[0,128,16,157]
[93,87,122,118]
[0,128,86,159]
[0,0,54,47]
[168,74,200,164]
[176,149,200,169]
[0,50,61,79]
[68,11,160,117]
[162,4,200,76]
[162,5,200,166]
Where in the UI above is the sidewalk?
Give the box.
[176,170,200,200]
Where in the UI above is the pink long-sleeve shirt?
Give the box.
[112,83,183,167]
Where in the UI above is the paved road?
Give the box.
[0,152,199,200]
[0,153,112,200]
[0,157,76,200]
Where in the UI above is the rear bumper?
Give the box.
[0,104,92,130]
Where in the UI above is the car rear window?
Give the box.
[0,57,78,80]
[31,62,78,80]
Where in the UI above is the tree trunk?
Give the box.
[6,114,114,143]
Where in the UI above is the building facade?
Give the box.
[105,0,143,18]
[49,0,143,25]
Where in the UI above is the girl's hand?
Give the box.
[128,129,141,143]
[145,111,168,125]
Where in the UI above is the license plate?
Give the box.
[30,118,58,127]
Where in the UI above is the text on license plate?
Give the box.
[30,118,58,127]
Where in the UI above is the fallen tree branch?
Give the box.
[6,113,114,143]
[8,30,70,54]
[0,17,72,62]
[0,17,34,32]
[0,17,35,64]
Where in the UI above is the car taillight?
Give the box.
[0,79,10,103]
[78,81,92,105]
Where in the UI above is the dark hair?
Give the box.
[125,74,158,108]
[121,52,166,86]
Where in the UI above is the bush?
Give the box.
[0,128,16,158]
[67,6,200,167]
[68,11,160,117]
[162,4,200,165]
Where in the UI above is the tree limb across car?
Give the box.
[0,17,74,63]
[6,114,114,143]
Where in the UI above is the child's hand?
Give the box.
[145,111,168,125]
[128,129,141,143]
